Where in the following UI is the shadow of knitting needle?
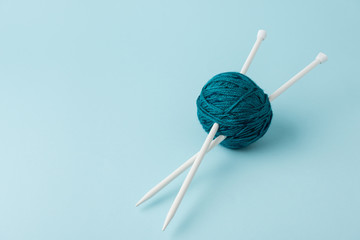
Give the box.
[172,119,298,236]
[172,155,246,236]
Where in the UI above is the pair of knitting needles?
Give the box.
[136,30,328,230]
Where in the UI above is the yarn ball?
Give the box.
[196,72,273,149]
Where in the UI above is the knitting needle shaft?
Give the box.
[268,52,328,101]
[136,30,267,209]
[241,30,267,74]
[135,135,226,207]
[162,123,219,231]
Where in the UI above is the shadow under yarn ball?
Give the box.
[196,72,273,149]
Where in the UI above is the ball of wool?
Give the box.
[196,72,273,149]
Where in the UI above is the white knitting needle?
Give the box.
[137,52,328,213]
[136,30,266,209]
[241,29,267,74]
[161,30,267,231]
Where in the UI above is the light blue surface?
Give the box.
[0,0,359,239]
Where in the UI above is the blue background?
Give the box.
[0,0,359,239]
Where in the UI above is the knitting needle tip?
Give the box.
[135,194,148,207]
[162,214,173,231]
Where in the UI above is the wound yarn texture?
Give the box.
[196,72,273,149]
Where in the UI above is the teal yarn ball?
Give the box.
[196,72,273,149]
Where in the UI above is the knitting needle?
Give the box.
[241,29,267,74]
[137,52,328,214]
[136,30,266,208]
[162,30,267,231]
